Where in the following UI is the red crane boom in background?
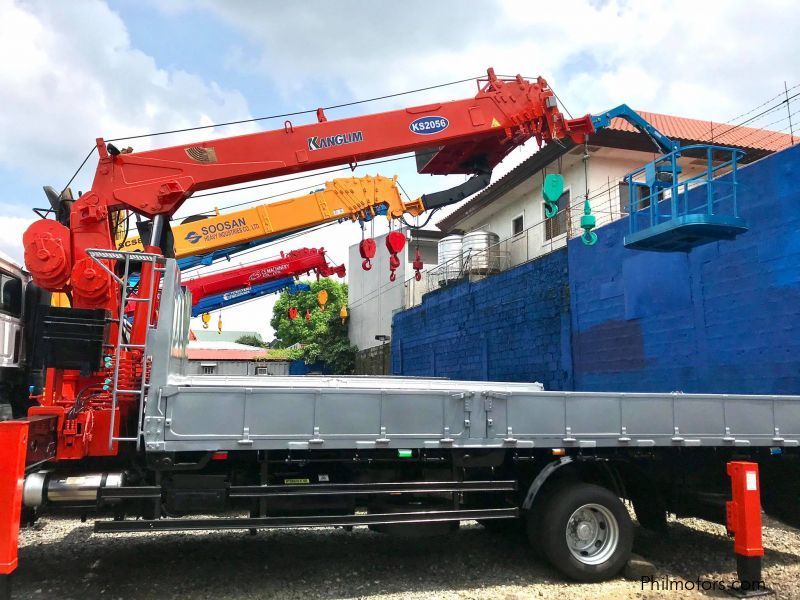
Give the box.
[182,248,344,308]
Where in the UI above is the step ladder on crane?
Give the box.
[85,248,166,451]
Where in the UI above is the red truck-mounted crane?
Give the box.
[0,69,620,595]
[18,68,594,461]
[4,68,800,597]
[182,247,345,309]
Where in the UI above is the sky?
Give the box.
[1,0,798,339]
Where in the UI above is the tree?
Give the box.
[271,278,356,374]
[235,334,266,348]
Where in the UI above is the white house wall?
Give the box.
[448,146,710,267]
[347,231,407,351]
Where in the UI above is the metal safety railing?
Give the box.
[85,249,166,450]
[624,144,745,239]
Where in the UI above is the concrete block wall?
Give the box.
[570,143,800,394]
[392,249,572,390]
[392,144,800,395]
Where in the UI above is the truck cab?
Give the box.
[0,251,47,419]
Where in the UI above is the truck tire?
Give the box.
[535,483,632,582]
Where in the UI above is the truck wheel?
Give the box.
[536,483,632,582]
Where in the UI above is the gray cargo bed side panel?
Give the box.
[143,260,800,453]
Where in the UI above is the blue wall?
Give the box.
[392,249,572,390]
[571,143,800,394]
[392,144,800,394]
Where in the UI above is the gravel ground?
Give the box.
[13,514,800,600]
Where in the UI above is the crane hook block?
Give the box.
[359,238,376,271]
[543,173,564,219]
[201,312,211,329]
[412,247,423,282]
[385,231,406,255]
[386,231,406,282]
[580,199,597,246]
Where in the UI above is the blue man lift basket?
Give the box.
[623,145,748,252]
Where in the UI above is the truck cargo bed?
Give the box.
[141,261,800,453]
[143,374,800,452]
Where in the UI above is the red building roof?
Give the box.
[608,110,794,152]
[186,341,269,361]
[187,348,268,361]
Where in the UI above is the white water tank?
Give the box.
[461,230,501,274]
[437,234,463,282]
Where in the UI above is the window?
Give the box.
[511,214,524,237]
[256,366,270,376]
[201,364,216,375]
[544,190,569,240]
[0,273,22,317]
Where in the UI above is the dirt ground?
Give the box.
[13,514,800,600]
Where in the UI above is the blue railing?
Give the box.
[623,144,748,251]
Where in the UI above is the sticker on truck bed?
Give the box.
[410,116,449,135]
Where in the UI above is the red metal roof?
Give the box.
[608,110,794,152]
[187,348,269,361]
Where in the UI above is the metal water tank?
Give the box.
[437,234,463,282]
[461,230,500,274]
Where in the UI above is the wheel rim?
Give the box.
[564,502,619,565]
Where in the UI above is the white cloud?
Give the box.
[0,216,34,264]
[0,0,256,198]
[173,0,798,124]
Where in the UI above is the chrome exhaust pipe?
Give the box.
[23,472,124,508]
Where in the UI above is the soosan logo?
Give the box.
[409,116,449,135]
[185,231,202,245]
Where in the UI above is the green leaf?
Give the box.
[271,278,357,374]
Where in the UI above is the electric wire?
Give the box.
[59,146,97,197]
[105,75,483,143]
[54,74,484,207]
[401,208,439,229]
[707,91,800,142]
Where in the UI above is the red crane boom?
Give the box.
[23,69,593,313]
[183,248,344,307]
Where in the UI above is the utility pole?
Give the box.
[786,81,795,146]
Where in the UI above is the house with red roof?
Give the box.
[434,110,796,270]
[186,337,291,376]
